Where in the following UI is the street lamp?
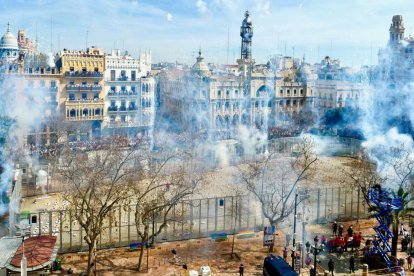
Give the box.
[310,235,324,276]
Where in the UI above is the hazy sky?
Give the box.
[1,0,414,66]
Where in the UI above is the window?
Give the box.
[94,80,99,85]
[261,101,265,107]
[294,89,297,95]
[110,70,115,81]
[69,93,75,100]
[70,67,74,72]
[286,100,290,105]
[82,81,87,86]
[235,90,239,97]
[226,90,230,97]
[121,115,126,122]
[300,89,304,95]
[82,67,87,73]
[280,89,283,95]
[216,102,221,109]
[94,67,99,72]
[95,109,101,115]
[287,89,290,95]
[131,71,136,81]
[82,93,87,99]
[131,86,136,93]
[110,86,115,92]
[50,80,56,88]
[121,100,126,111]
[225,101,230,110]
[255,101,259,108]
[217,90,221,97]
[202,90,206,98]
[94,93,99,99]
[121,86,126,92]
[69,79,74,85]
[111,100,116,107]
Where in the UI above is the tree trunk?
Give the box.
[138,241,146,271]
[86,240,96,276]
[269,223,276,253]
[391,224,399,257]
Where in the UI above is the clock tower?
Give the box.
[240,10,253,59]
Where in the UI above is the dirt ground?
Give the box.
[52,217,386,276]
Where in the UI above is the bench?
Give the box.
[129,242,149,251]
[211,232,228,242]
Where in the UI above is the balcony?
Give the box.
[106,76,138,83]
[64,71,103,78]
[66,84,102,91]
[107,90,138,97]
[65,99,104,121]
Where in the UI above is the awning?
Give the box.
[6,235,58,272]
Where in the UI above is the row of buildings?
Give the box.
[0,26,155,145]
[2,12,407,147]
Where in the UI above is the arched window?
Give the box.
[83,108,88,116]
[70,109,76,117]
[216,116,223,128]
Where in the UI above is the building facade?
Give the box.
[159,11,313,140]
[56,47,105,141]
[103,49,155,137]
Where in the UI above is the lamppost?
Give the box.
[311,236,324,276]
[292,192,298,269]
[19,222,30,276]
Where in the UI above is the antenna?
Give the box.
[292,46,295,59]
[370,41,373,65]
[35,22,38,49]
[317,45,320,61]
[277,32,280,52]
[330,39,333,57]
[58,34,60,52]
[86,30,88,50]
[227,26,229,65]
[50,17,53,53]
[284,41,287,56]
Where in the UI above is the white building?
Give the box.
[103,49,155,137]
[0,23,19,66]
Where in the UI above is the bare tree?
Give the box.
[129,148,201,271]
[57,137,138,276]
[238,136,318,252]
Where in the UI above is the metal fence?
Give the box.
[22,186,369,253]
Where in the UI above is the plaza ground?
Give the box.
[48,217,412,275]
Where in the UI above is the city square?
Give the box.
[1,1,414,276]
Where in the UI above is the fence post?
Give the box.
[59,211,63,251]
[118,206,121,247]
[128,206,131,245]
[214,198,218,232]
[317,189,321,224]
[198,199,202,237]
[206,199,210,234]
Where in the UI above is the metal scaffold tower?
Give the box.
[368,186,402,269]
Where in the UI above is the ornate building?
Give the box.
[377,15,414,85]
[17,29,37,55]
[159,11,313,140]
[103,49,155,137]
[0,23,19,66]
[56,47,105,141]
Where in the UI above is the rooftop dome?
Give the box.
[191,49,211,77]
[0,23,18,50]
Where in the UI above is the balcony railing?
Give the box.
[107,90,138,97]
[107,76,138,82]
[66,84,102,91]
[64,71,103,77]
[107,106,138,112]
[66,98,104,103]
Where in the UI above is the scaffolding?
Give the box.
[368,186,402,269]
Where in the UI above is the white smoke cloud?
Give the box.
[166,13,173,22]
[196,0,208,14]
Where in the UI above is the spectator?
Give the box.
[333,221,338,236]
[347,226,353,237]
[239,263,244,276]
[283,247,288,261]
[338,225,344,237]
[349,255,355,273]
[328,258,334,275]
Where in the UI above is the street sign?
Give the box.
[263,225,276,246]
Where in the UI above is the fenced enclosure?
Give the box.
[22,186,369,253]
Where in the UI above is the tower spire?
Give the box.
[7,22,10,32]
